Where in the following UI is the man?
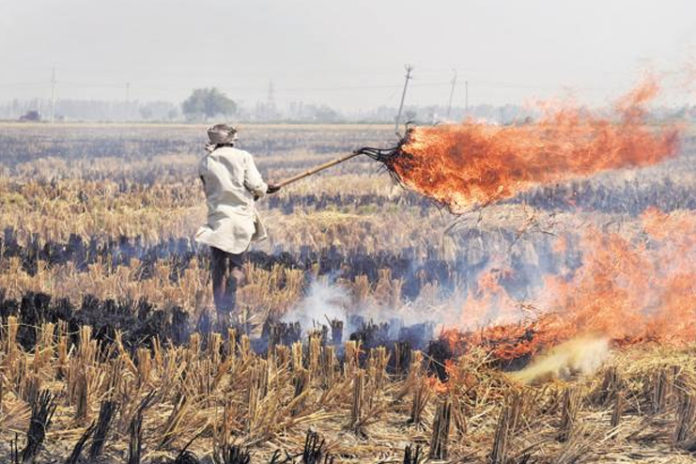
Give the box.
[195,124,280,329]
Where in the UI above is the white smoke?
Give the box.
[510,335,610,384]
[282,279,350,335]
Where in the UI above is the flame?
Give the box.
[445,209,696,361]
[387,80,679,213]
[459,267,522,329]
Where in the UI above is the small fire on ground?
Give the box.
[437,208,696,377]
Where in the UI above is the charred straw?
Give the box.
[426,338,453,382]
[171,432,204,464]
[262,319,302,349]
[21,389,58,464]
[268,449,294,464]
[10,433,19,464]
[213,445,251,464]
[89,400,117,460]
[354,144,404,163]
[328,318,343,345]
[302,430,332,464]
[349,319,390,350]
[128,391,156,464]
[64,421,96,464]
[392,341,411,378]
[402,444,422,464]
[173,450,201,464]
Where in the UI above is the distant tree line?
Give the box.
[2,90,696,124]
[0,99,179,122]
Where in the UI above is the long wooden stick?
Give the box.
[275,151,361,187]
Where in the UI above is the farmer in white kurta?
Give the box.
[195,124,280,328]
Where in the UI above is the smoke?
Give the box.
[509,335,610,384]
[281,208,696,363]
[282,276,441,346]
[282,278,350,335]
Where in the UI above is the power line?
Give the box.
[394,65,413,136]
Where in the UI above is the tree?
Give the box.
[312,105,340,122]
[19,110,41,121]
[182,88,237,120]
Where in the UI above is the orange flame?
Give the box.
[447,209,696,361]
[388,80,679,213]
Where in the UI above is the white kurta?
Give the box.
[195,146,268,254]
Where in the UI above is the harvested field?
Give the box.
[1,123,696,463]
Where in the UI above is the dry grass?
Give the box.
[1,123,696,462]
[1,320,696,462]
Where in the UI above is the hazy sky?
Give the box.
[1,0,694,111]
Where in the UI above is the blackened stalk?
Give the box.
[302,430,327,464]
[127,392,156,464]
[214,444,251,464]
[403,444,422,464]
[21,389,57,464]
[64,421,96,464]
[89,400,117,460]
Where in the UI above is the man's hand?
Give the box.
[266,183,281,194]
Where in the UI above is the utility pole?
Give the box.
[446,69,457,119]
[50,67,56,123]
[465,80,469,115]
[125,82,130,102]
[394,65,413,137]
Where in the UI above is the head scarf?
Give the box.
[206,124,239,152]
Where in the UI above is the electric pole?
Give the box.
[125,82,130,102]
[50,67,56,123]
[465,80,469,115]
[446,69,457,119]
[394,65,413,137]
